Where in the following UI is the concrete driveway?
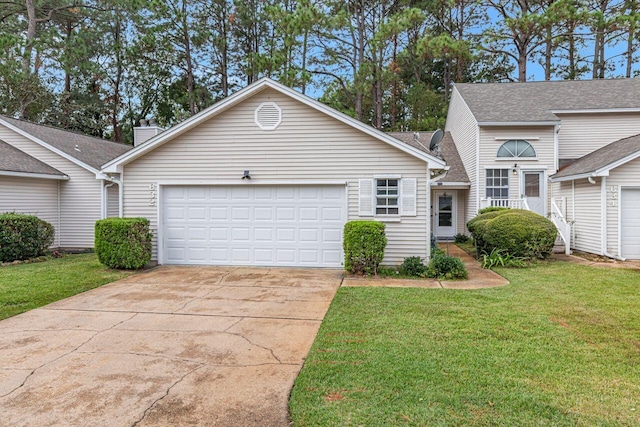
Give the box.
[0,266,343,426]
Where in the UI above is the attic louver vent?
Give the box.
[254,102,282,130]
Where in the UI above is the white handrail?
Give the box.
[551,198,571,255]
[480,197,531,210]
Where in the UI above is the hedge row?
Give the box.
[0,213,55,262]
[343,220,387,275]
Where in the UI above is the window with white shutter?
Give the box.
[400,178,417,216]
[358,179,374,216]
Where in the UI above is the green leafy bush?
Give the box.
[428,252,467,280]
[453,233,469,244]
[95,218,152,270]
[469,209,557,260]
[343,221,387,275]
[398,256,427,277]
[0,213,55,262]
[478,206,509,215]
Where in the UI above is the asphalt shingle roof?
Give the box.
[455,78,640,123]
[552,133,640,179]
[0,115,132,170]
[386,131,470,184]
[0,140,66,176]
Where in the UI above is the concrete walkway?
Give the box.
[0,267,342,426]
[343,243,509,289]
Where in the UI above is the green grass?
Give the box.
[290,260,640,426]
[0,254,134,320]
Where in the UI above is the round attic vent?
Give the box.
[254,102,282,130]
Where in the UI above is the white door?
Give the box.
[434,191,456,238]
[523,171,545,216]
[621,188,640,259]
[162,185,346,267]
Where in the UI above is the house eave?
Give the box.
[0,170,69,180]
[551,107,640,114]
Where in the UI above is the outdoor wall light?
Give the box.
[242,170,251,180]
[512,163,518,175]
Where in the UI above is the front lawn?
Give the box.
[290,260,640,426]
[0,254,134,320]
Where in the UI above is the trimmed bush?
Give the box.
[428,252,467,280]
[399,256,427,277]
[477,206,509,215]
[468,209,557,259]
[0,213,55,262]
[343,221,387,275]
[483,210,557,259]
[95,218,152,270]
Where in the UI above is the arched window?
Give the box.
[497,140,536,158]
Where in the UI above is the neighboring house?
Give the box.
[0,116,132,249]
[102,78,446,267]
[445,78,640,259]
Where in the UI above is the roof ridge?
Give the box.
[455,78,636,87]
[0,114,131,148]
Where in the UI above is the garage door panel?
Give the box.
[621,189,640,259]
[163,185,345,267]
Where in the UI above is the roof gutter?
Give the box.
[478,121,560,127]
[0,170,69,180]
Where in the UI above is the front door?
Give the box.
[522,171,545,216]
[434,191,456,238]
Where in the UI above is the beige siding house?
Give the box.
[0,116,131,249]
[446,78,640,259]
[103,78,446,267]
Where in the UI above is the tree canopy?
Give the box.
[1,0,637,143]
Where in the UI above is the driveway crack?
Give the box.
[131,365,204,427]
[176,268,240,312]
[0,313,137,398]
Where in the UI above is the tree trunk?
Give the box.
[626,0,637,78]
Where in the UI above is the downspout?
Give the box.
[57,180,61,248]
[426,164,431,260]
[102,174,123,218]
[600,176,626,260]
[571,180,575,246]
[104,182,116,218]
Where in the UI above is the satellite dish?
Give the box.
[429,129,444,152]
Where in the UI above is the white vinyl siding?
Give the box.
[571,178,602,254]
[0,176,60,247]
[604,156,640,258]
[479,126,555,209]
[0,126,101,248]
[106,184,119,218]
[123,88,429,265]
[557,112,640,160]
[445,87,478,222]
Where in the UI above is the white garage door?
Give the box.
[162,185,346,267]
[621,188,640,259]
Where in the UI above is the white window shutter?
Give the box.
[401,178,417,216]
[358,179,374,216]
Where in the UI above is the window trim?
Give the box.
[485,168,510,200]
[375,177,400,216]
[496,139,537,159]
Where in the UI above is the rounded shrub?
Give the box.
[398,256,427,277]
[467,209,512,253]
[343,220,387,275]
[428,253,467,280]
[477,206,509,215]
[482,210,557,259]
[95,218,152,270]
[0,213,55,262]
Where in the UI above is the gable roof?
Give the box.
[550,133,640,182]
[0,140,68,179]
[455,78,640,124]
[386,131,469,185]
[102,78,446,173]
[0,115,132,173]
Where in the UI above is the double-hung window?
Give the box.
[486,169,509,199]
[376,179,399,215]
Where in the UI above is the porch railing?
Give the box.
[480,197,530,211]
[551,197,571,255]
